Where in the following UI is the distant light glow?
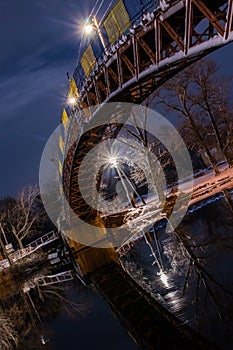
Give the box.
[84,23,94,34]
[68,97,76,105]
[159,271,169,288]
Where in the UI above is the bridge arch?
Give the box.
[58,0,233,278]
[46,5,233,347]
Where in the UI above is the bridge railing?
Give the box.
[63,0,232,117]
[60,0,233,213]
[74,0,174,92]
[26,231,58,250]
[4,231,59,264]
[22,270,74,292]
[35,270,74,286]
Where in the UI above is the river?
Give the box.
[20,194,233,349]
[21,281,139,349]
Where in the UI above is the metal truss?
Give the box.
[63,0,233,210]
[75,0,233,109]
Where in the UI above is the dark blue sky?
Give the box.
[0,0,96,196]
[0,0,233,197]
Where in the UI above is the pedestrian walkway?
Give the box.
[0,231,59,270]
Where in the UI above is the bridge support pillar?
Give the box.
[65,215,119,281]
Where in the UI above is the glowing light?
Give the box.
[159,271,169,288]
[68,97,76,105]
[84,23,94,34]
[108,157,118,167]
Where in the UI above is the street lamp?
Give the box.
[107,156,134,207]
[83,16,107,53]
[84,23,94,35]
[107,156,147,208]
[108,157,118,168]
[68,96,76,106]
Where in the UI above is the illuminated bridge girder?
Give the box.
[63,0,233,211]
[61,0,233,271]
[74,0,233,109]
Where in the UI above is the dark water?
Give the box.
[121,196,233,350]
[21,195,233,350]
[23,283,139,350]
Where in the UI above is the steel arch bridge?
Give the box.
[57,1,233,348]
[60,0,233,245]
[61,0,233,204]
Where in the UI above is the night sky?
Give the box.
[0,0,96,196]
[0,0,233,197]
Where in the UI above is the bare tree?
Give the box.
[152,58,233,173]
[0,186,40,250]
[186,59,233,166]
[0,308,18,350]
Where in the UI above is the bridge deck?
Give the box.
[72,0,232,113]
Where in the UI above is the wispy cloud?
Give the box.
[0,64,68,124]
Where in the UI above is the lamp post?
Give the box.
[109,157,134,207]
[84,16,107,53]
[108,157,147,208]
[107,156,168,277]
[68,96,76,106]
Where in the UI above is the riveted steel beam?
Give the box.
[63,0,233,206]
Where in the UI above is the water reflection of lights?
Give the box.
[165,291,183,313]
[158,271,169,288]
